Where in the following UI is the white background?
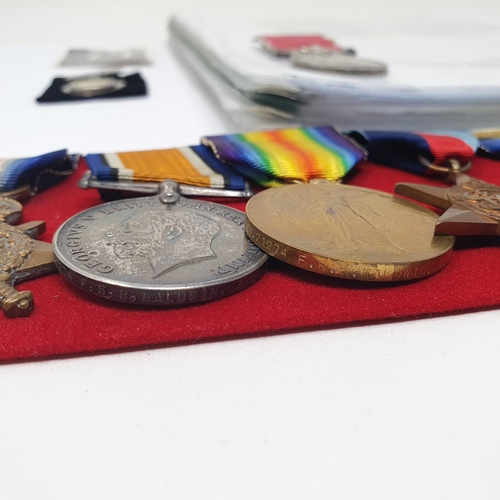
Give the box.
[1,1,500,499]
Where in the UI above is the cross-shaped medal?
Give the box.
[396,173,500,236]
[0,189,55,317]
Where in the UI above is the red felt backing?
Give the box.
[2,158,500,362]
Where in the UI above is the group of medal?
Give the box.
[0,34,496,317]
[42,32,387,103]
[2,124,500,318]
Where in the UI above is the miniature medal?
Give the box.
[60,76,127,97]
[396,173,500,236]
[53,181,267,305]
[290,46,387,75]
[0,196,55,317]
[245,181,454,282]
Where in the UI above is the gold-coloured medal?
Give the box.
[245,181,455,282]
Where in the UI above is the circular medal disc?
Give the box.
[290,50,387,74]
[245,182,455,282]
[60,77,127,97]
[53,195,268,305]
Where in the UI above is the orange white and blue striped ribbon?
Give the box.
[85,145,246,190]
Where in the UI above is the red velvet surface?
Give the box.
[2,158,500,362]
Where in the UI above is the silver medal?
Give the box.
[53,181,267,305]
[290,46,387,75]
[60,76,127,97]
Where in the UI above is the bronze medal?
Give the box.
[245,181,454,282]
[396,173,500,236]
[0,195,55,317]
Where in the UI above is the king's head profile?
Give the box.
[109,210,220,278]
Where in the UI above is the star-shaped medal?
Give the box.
[395,174,500,236]
[0,191,55,318]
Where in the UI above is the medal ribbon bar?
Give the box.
[0,150,78,195]
[202,126,366,186]
[347,130,478,174]
[84,144,246,190]
[83,128,500,193]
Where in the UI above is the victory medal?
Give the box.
[245,181,454,282]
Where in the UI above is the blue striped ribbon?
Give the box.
[0,150,77,194]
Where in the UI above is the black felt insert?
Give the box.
[36,73,147,103]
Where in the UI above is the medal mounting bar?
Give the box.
[79,172,255,200]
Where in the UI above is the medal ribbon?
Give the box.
[84,145,246,190]
[476,138,500,160]
[0,149,78,194]
[202,126,366,187]
[348,131,478,174]
[83,129,488,191]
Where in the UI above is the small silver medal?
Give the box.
[290,46,387,75]
[60,76,127,97]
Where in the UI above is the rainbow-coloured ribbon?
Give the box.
[202,126,366,187]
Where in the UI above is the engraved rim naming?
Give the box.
[53,193,268,305]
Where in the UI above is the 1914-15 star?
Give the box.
[0,188,55,318]
[395,174,500,236]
